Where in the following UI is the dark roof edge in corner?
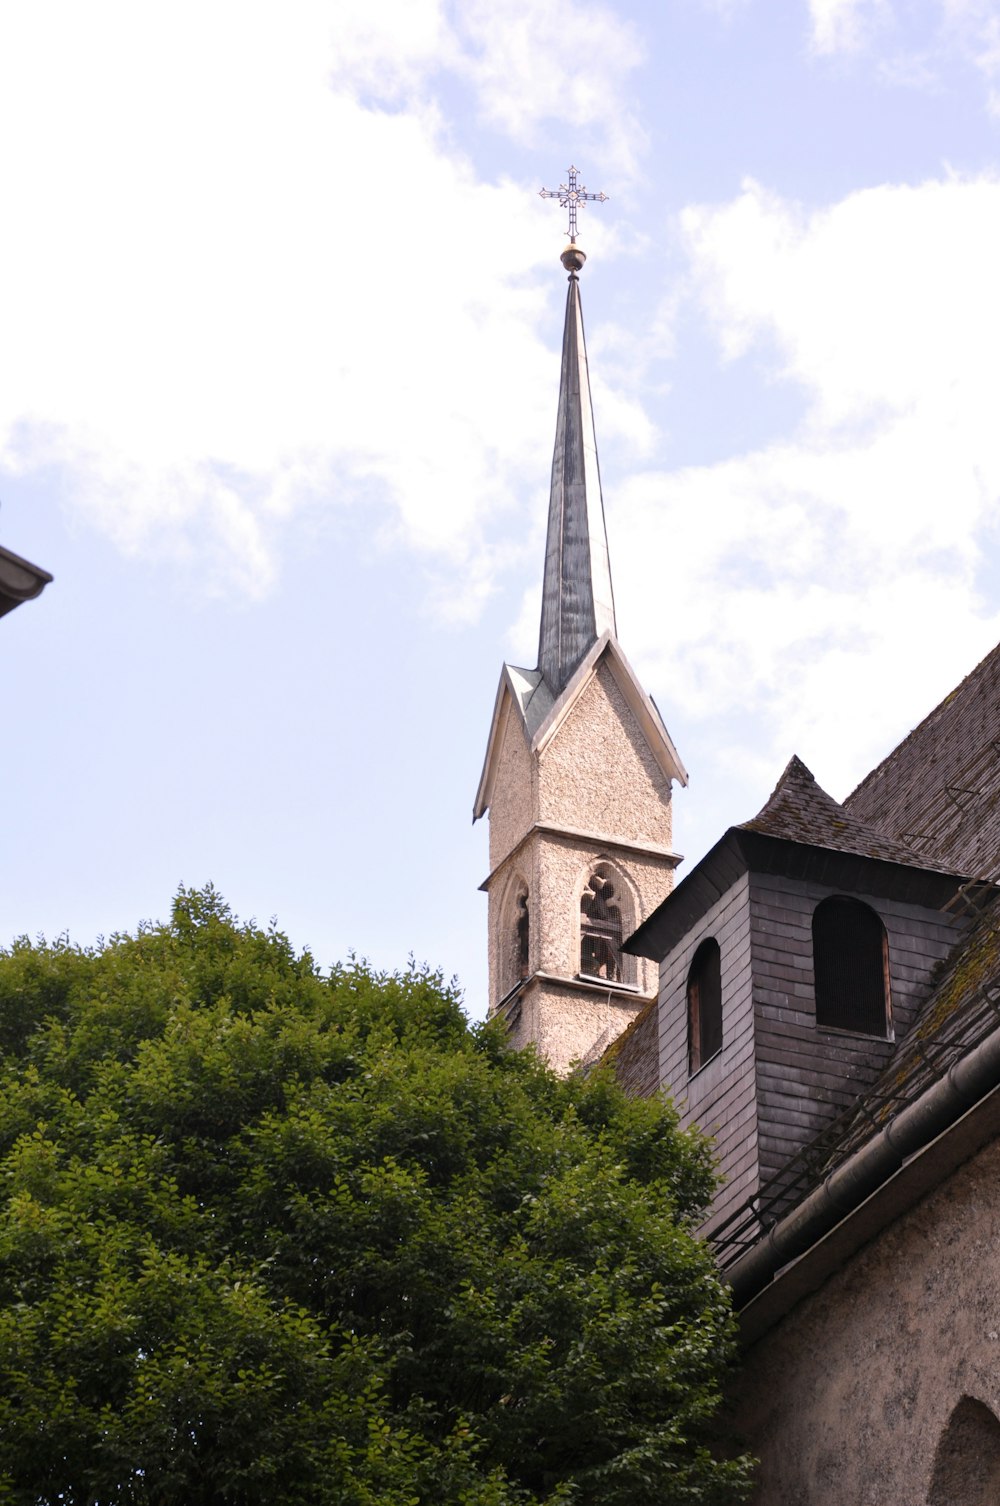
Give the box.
[727,1013,1000,1315]
[0,542,53,619]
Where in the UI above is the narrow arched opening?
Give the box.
[499,876,530,999]
[687,937,722,1074]
[927,1396,1000,1505]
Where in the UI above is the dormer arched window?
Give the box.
[580,864,636,986]
[687,938,722,1074]
[812,895,891,1037]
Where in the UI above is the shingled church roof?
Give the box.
[741,754,950,871]
[846,639,1000,877]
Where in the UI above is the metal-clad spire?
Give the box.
[537,253,617,694]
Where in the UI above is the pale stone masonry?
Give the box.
[474,243,686,1075]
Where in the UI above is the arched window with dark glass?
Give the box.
[580,864,636,986]
[812,896,890,1036]
[687,938,722,1074]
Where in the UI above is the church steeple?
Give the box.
[537,248,617,694]
[473,172,686,1074]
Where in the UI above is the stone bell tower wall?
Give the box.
[487,698,537,872]
[538,662,673,849]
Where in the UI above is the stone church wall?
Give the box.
[732,1134,1000,1505]
[508,977,646,1075]
[538,662,673,848]
[486,698,536,872]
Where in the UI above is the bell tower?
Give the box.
[473,175,687,1074]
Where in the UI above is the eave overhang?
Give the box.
[625,827,974,962]
[0,542,53,620]
[472,664,554,822]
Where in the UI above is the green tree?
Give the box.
[0,886,751,1505]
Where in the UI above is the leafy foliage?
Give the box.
[0,886,751,1504]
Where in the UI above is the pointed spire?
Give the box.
[537,255,617,694]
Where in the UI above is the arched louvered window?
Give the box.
[812,896,890,1036]
[580,865,636,986]
[687,938,722,1074]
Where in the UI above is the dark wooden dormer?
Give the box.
[626,757,973,1235]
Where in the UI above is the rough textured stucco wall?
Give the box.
[733,1136,1000,1506]
[538,662,673,847]
[658,873,759,1234]
[749,874,966,1182]
[486,842,542,1015]
[508,979,645,1076]
[486,829,669,1018]
[482,657,677,1062]
[487,698,536,872]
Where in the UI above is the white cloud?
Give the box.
[455,0,646,177]
[941,0,1000,110]
[806,0,1000,115]
[331,0,645,176]
[0,0,645,599]
[587,173,1000,842]
[808,0,886,53]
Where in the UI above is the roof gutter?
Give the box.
[727,1013,1000,1309]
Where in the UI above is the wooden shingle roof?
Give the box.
[741,754,946,871]
[845,638,1000,877]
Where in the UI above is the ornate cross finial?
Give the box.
[539,164,608,243]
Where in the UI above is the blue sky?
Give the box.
[4,0,1000,1014]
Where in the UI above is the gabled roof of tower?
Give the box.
[473,632,686,822]
[537,268,616,694]
[626,755,968,961]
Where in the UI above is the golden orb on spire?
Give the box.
[560,241,587,273]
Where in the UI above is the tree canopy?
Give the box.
[0,886,751,1505]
